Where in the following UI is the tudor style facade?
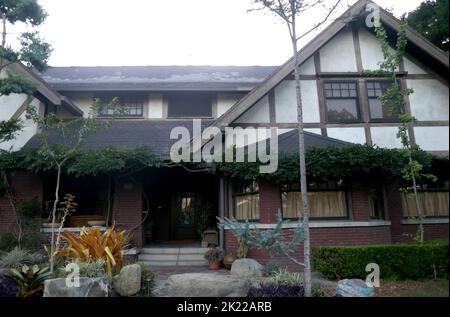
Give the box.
[0,0,448,266]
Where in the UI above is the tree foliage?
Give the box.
[407,0,449,51]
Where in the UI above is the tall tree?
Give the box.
[407,0,449,51]
[1,0,51,142]
[250,0,342,297]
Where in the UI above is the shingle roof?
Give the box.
[24,120,213,159]
[24,122,350,160]
[39,66,278,92]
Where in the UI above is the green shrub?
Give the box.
[263,262,281,277]
[266,269,304,286]
[0,247,44,270]
[312,240,449,280]
[0,232,17,251]
[16,198,41,218]
[137,262,155,297]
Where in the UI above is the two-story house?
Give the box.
[0,0,448,267]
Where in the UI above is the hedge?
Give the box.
[312,240,449,280]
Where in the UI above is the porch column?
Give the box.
[112,177,143,248]
[218,176,225,248]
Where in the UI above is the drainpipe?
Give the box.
[219,176,225,248]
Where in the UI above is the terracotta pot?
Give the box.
[223,253,236,270]
[208,260,220,270]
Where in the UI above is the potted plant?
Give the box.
[204,247,224,270]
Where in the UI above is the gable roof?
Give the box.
[40,65,278,92]
[6,62,84,116]
[211,0,449,129]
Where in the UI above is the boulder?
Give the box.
[230,259,263,278]
[113,264,141,297]
[43,278,108,297]
[336,279,375,297]
[156,273,251,297]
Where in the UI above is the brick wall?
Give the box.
[351,187,371,221]
[225,225,392,269]
[0,171,43,234]
[112,178,143,248]
[386,180,449,243]
[258,179,280,224]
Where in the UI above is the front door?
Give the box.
[170,192,202,241]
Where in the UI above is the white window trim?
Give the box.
[223,220,391,230]
[401,218,449,225]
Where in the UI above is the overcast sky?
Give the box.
[9,0,425,67]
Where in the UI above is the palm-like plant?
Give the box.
[58,226,130,276]
[10,264,52,297]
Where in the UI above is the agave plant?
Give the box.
[58,226,130,275]
[9,264,52,297]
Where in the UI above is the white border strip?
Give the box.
[40,226,107,233]
[224,220,391,230]
[401,218,449,225]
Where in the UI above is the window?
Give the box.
[98,95,144,117]
[168,92,212,118]
[369,187,385,219]
[402,161,449,218]
[232,180,260,221]
[324,81,361,123]
[281,181,348,219]
[366,81,398,121]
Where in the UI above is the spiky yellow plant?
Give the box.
[58,226,130,275]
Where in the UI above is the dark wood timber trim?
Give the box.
[231,121,448,129]
[268,89,276,124]
[403,52,449,87]
[358,79,372,145]
[314,52,321,76]
[352,27,364,73]
[314,52,327,136]
[11,96,34,120]
[400,78,416,146]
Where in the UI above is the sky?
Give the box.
[7,0,426,67]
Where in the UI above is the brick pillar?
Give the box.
[258,179,281,224]
[0,171,43,233]
[112,178,143,248]
[384,180,404,242]
[351,187,371,221]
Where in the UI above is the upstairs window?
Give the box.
[366,81,398,121]
[324,81,361,123]
[98,95,144,117]
[168,92,213,118]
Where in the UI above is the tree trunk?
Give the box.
[49,164,62,273]
[409,152,424,242]
[290,15,312,297]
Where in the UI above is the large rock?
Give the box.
[230,259,263,278]
[336,279,375,297]
[156,273,251,297]
[44,278,108,297]
[113,264,141,297]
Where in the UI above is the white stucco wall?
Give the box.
[407,79,449,121]
[235,95,270,123]
[217,93,241,118]
[371,127,403,149]
[414,127,449,152]
[320,28,357,72]
[274,80,320,123]
[65,93,95,118]
[358,28,397,71]
[299,57,316,75]
[327,127,366,144]
[0,97,41,151]
[148,93,163,118]
[403,56,427,75]
[0,94,28,120]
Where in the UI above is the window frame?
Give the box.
[166,92,214,119]
[366,80,400,123]
[232,180,260,222]
[279,181,351,221]
[323,80,363,124]
[97,94,145,118]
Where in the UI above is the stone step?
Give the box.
[140,247,207,255]
[138,254,178,261]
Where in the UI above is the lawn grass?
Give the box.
[376,279,449,297]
